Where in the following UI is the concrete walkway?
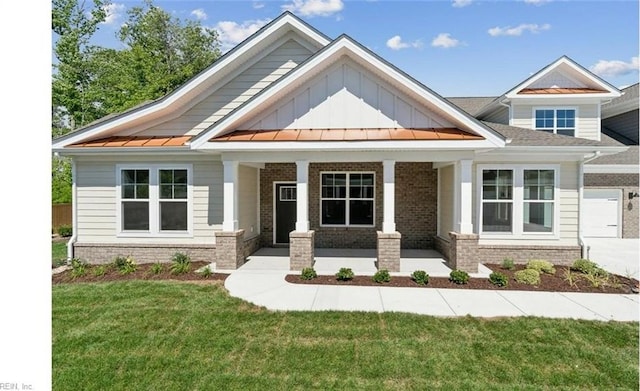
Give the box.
[224,249,639,322]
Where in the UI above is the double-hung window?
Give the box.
[535,108,576,136]
[117,164,192,236]
[478,165,558,237]
[321,172,374,226]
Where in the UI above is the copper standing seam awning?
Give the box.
[518,88,608,95]
[70,136,192,147]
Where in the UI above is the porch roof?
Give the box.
[70,135,191,148]
[210,128,484,142]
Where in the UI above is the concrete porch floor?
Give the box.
[238,247,492,278]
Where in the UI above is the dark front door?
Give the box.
[275,183,297,244]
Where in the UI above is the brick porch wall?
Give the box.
[73,243,216,264]
[395,162,437,248]
[476,245,582,266]
[584,173,639,238]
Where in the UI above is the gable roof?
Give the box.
[602,82,639,119]
[446,97,497,116]
[190,34,506,149]
[52,12,330,150]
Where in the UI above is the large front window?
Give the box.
[535,108,575,136]
[479,166,558,236]
[321,172,374,226]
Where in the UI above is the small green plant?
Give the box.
[563,268,579,287]
[150,262,164,275]
[336,267,354,281]
[489,272,508,287]
[57,224,73,237]
[200,266,213,279]
[70,258,87,279]
[514,269,541,285]
[92,265,107,277]
[113,256,137,275]
[501,258,515,270]
[53,258,68,268]
[449,270,470,285]
[526,259,556,275]
[571,259,607,276]
[411,270,429,285]
[372,269,391,283]
[300,267,317,280]
[170,252,191,275]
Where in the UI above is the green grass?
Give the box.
[53,281,639,390]
[52,240,68,266]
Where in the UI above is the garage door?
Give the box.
[583,189,621,238]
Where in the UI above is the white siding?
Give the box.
[243,59,454,130]
[135,39,314,137]
[238,165,259,240]
[439,165,454,237]
[511,102,600,141]
[75,155,222,244]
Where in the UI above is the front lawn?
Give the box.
[53,281,639,390]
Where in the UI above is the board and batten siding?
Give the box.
[242,58,454,130]
[438,165,454,238]
[473,161,579,246]
[75,156,223,245]
[134,38,314,137]
[510,102,601,141]
[238,165,259,240]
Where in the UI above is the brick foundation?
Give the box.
[73,242,215,264]
[215,230,245,270]
[477,245,582,266]
[290,231,315,271]
[448,232,479,273]
[376,231,401,272]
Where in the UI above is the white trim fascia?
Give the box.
[584,164,640,174]
[52,13,330,150]
[495,146,627,155]
[190,37,506,149]
[199,140,498,152]
[221,150,477,163]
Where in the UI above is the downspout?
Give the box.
[67,158,77,261]
[578,151,601,259]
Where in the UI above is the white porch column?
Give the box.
[454,159,474,234]
[222,160,239,231]
[382,159,396,233]
[295,160,310,232]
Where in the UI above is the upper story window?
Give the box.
[535,108,576,136]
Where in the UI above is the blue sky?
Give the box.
[87,0,640,96]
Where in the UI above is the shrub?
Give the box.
[449,270,470,285]
[501,258,515,270]
[57,225,73,237]
[372,269,391,283]
[336,268,354,281]
[571,259,607,276]
[411,270,429,285]
[150,263,164,275]
[489,272,508,287]
[113,256,137,275]
[70,258,87,279]
[514,269,541,285]
[170,252,191,275]
[300,267,317,280]
[93,265,107,277]
[526,259,556,275]
[200,266,213,278]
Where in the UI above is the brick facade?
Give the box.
[584,173,639,238]
[448,232,479,273]
[376,231,401,272]
[73,242,216,264]
[215,230,245,270]
[476,244,582,266]
[290,231,315,270]
[395,162,437,248]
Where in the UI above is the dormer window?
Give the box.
[534,108,576,136]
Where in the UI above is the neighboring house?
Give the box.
[52,12,632,273]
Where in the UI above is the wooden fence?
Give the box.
[52,203,72,230]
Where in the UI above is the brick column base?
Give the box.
[215,230,245,270]
[377,231,401,272]
[290,231,315,271]
[448,232,479,273]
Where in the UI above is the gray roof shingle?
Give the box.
[589,145,639,165]
[481,121,625,147]
[446,97,497,116]
[602,83,639,110]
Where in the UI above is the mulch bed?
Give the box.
[285,264,639,294]
[52,261,228,284]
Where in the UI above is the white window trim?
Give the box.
[476,164,560,239]
[532,107,579,137]
[116,164,193,238]
[319,171,376,228]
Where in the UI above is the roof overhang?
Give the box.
[584,164,640,174]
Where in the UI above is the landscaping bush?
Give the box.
[113,256,137,275]
[501,258,515,270]
[57,224,73,237]
[93,265,107,277]
[300,267,317,280]
[411,270,429,285]
[170,252,191,275]
[449,270,470,285]
[336,268,354,281]
[372,269,391,283]
[200,266,213,278]
[514,269,541,285]
[571,259,607,276]
[70,258,87,279]
[489,272,508,287]
[150,263,164,275]
[526,259,556,275]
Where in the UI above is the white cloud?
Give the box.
[191,9,207,21]
[252,1,265,9]
[214,19,271,51]
[452,0,472,7]
[386,35,423,50]
[590,57,640,77]
[431,33,460,48]
[523,0,551,5]
[488,23,551,37]
[101,3,125,25]
[282,0,344,17]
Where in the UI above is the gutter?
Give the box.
[578,151,601,259]
[67,159,77,261]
